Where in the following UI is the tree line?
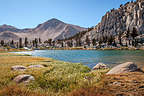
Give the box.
[0,26,142,49]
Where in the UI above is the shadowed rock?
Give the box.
[92,63,108,70]
[13,75,35,83]
[106,62,139,75]
[11,65,27,71]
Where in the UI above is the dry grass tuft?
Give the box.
[73,72,144,96]
[0,84,47,96]
[68,87,111,96]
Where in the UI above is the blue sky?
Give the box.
[0,0,133,29]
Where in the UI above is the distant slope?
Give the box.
[0,31,19,40]
[0,18,86,41]
[0,24,21,33]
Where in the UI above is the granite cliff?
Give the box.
[90,0,144,47]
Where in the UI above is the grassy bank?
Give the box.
[0,52,108,96]
[0,51,144,96]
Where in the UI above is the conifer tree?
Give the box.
[39,38,42,44]
[19,38,23,48]
[48,39,52,46]
[85,35,90,46]
[0,40,4,46]
[24,37,28,47]
[34,38,38,48]
[92,38,96,46]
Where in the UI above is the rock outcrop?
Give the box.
[92,63,108,70]
[90,0,144,46]
[106,62,139,75]
[11,65,27,71]
[28,65,44,68]
[13,75,35,83]
[60,0,144,48]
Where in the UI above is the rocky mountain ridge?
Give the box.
[89,0,144,46]
[0,18,86,41]
[63,0,144,48]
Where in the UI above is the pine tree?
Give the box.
[32,40,35,47]
[19,38,23,48]
[85,35,90,46]
[108,35,114,45]
[131,27,138,47]
[34,38,38,48]
[52,41,55,47]
[126,28,131,45]
[48,39,52,46]
[131,27,138,39]
[113,40,117,47]
[0,40,4,46]
[11,40,14,45]
[126,28,130,38]
[92,38,96,46]
[39,38,42,44]
[118,33,123,46]
[24,37,28,47]
[16,42,19,48]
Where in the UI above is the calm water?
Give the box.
[13,50,144,68]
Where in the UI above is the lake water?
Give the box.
[13,50,144,68]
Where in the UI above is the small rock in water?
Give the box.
[13,74,35,83]
[11,65,27,71]
[28,65,44,68]
[106,62,139,75]
[92,63,108,70]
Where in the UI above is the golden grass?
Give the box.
[0,84,47,96]
[69,72,144,96]
[98,72,144,96]
[1,51,144,96]
[0,48,31,52]
[0,52,109,96]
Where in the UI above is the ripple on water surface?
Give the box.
[13,50,144,68]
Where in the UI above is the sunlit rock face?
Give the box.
[106,62,139,75]
[90,0,144,44]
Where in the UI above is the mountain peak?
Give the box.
[46,18,64,24]
[0,24,20,32]
[0,24,15,28]
[49,18,59,21]
[35,18,65,30]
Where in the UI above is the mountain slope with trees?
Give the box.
[61,0,144,49]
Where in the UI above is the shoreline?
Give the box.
[0,51,106,96]
[10,48,144,69]
[1,46,144,53]
[0,51,144,96]
[37,47,144,50]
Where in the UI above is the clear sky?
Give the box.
[0,0,133,29]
